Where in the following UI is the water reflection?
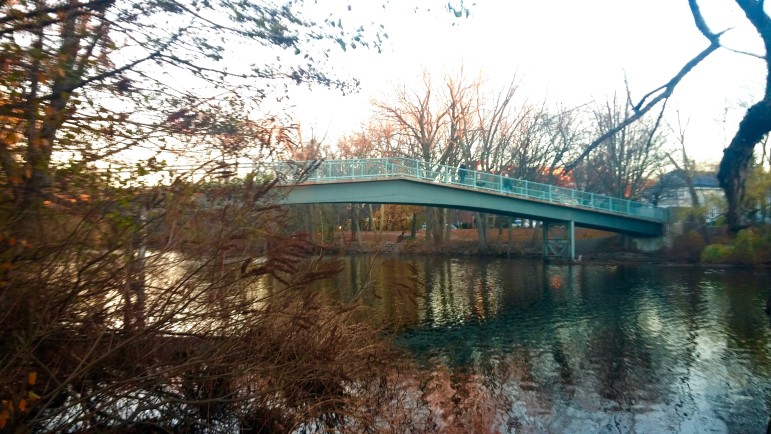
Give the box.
[318,256,771,433]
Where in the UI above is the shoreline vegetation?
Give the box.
[322,227,771,267]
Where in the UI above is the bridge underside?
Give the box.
[277,179,663,239]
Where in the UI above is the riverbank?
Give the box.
[323,227,758,266]
[325,228,635,259]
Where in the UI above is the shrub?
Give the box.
[700,244,733,263]
[727,227,771,264]
[667,230,706,263]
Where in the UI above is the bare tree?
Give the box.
[573,95,666,199]
[463,79,520,172]
[565,0,771,230]
[373,72,455,244]
[458,79,520,251]
[666,112,701,208]
[373,72,451,164]
[714,0,771,229]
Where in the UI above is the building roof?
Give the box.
[657,170,720,189]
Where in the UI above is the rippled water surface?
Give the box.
[315,256,771,432]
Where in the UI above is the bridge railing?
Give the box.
[268,157,666,221]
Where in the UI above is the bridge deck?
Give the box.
[270,158,666,237]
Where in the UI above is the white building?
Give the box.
[648,170,725,222]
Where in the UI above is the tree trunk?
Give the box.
[435,207,446,244]
[351,205,361,245]
[505,225,514,256]
[427,207,445,244]
[317,205,325,243]
[367,204,374,231]
[476,212,489,252]
[718,100,771,230]
[378,204,385,241]
[443,209,452,240]
[124,208,147,331]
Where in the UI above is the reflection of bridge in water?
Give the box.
[269,157,668,260]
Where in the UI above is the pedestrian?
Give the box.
[458,163,467,184]
[503,172,512,191]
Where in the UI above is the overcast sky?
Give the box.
[287,0,767,164]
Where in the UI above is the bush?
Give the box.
[667,230,706,263]
[699,227,771,265]
[700,244,733,263]
[0,180,415,433]
[728,227,771,264]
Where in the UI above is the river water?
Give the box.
[313,256,771,433]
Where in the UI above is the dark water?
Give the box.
[316,256,771,432]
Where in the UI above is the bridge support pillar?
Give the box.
[542,221,575,261]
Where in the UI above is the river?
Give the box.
[311,255,771,433]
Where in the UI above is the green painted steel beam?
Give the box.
[267,157,666,222]
[276,178,664,237]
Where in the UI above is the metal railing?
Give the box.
[267,157,667,221]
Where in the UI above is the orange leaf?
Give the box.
[0,409,8,429]
[27,371,36,386]
[17,399,26,412]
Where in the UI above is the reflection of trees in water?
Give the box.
[699,270,771,431]
[719,271,771,367]
[316,256,425,328]
[578,267,686,408]
[311,256,771,431]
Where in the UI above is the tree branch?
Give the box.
[0,0,114,25]
[689,0,721,41]
[565,0,728,172]
[565,39,720,171]
[0,30,186,116]
[0,0,115,36]
[0,136,20,188]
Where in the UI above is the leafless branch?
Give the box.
[565,41,720,172]
[564,0,729,172]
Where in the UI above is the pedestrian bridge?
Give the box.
[269,158,668,258]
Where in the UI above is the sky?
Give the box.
[286,0,767,165]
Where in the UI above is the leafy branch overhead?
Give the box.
[0,0,388,215]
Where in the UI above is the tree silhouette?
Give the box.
[566,0,770,230]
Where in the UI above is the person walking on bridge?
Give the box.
[458,163,467,184]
